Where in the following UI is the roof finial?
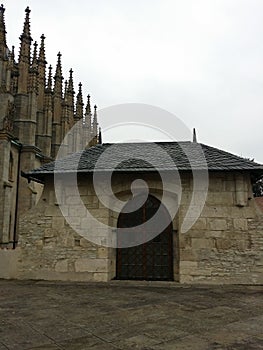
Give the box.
[193,128,197,143]
[98,127,102,144]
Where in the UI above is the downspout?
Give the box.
[12,140,22,249]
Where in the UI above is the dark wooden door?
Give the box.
[116,195,173,281]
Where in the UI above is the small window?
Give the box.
[8,152,14,181]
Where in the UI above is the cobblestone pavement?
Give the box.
[0,280,262,349]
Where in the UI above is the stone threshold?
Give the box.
[2,278,261,290]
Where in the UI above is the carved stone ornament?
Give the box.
[2,100,15,132]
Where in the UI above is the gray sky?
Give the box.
[4,0,263,163]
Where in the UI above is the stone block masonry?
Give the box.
[0,171,262,284]
[179,172,263,284]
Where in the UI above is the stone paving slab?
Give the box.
[0,280,262,349]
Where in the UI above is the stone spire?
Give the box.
[10,45,15,64]
[85,94,91,116]
[53,52,63,97]
[28,41,38,93]
[66,69,75,126]
[92,105,98,136]
[35,37,47,150]
[0,4,7,59]
[40,65,53,157]
[17,7,32,93]
[70,82,83,153]
[54,52,62,78]
[81,94,91,148]
[52,52,64,157]
[84,94,92,129]
[0,4,11,92]
[38,34,46,64]
[63,80,68,99]
[45,66,53,101]
[37,35,46,110]
[32,41,38,68]
[18,6,32,64]
[75,83,84,120]
[61,79,72,154]
[67,68,74,93]
[47,64,53,91]
[9,45,18,94]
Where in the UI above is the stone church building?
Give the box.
[0,6,263,284]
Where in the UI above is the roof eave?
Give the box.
[23,167,263,183]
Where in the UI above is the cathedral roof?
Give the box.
[24,141,263,181]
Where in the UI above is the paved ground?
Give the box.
[0,280,262,350]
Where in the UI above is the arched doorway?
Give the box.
[116,194,174,281]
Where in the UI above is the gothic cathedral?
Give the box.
[0,5,99,248]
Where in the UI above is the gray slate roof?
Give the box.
[25,142,263,179]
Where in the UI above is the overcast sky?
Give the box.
[4,0,263,163]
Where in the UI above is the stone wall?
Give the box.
[0,133,44,247]
[179,172,263,284]
[2,170,262,284]
[17,176,110,282]
[0,133,20,246]
[16,173,179,282]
